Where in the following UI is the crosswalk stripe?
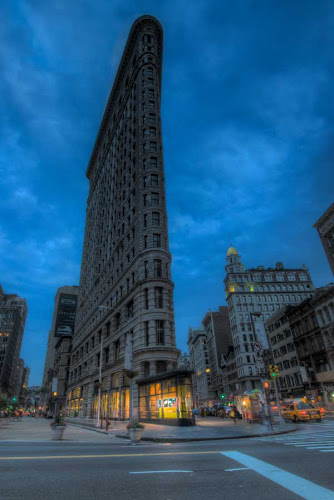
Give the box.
[254,419,334,453]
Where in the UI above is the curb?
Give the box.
[66,422,109,435]
[114,427,298,443]
[67,421,297,442]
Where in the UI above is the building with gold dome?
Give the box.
[223,247,315,394]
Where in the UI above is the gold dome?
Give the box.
[227,246,238,256]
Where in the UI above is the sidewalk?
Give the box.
[67,416,296,442]
[0,417,109,442]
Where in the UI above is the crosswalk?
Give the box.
[255,419,334,453]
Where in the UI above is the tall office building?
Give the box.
[224,247,315,393]
[67,16,188,424]
[0,285,28,396]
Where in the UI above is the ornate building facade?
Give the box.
[224,246,315,393]
[67,16,182,422]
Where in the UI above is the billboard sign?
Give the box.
[54,293,78,337]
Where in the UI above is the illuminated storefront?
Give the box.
[138,371,194,426]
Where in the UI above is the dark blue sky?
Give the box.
[1,1,333,385]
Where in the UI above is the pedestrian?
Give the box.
[230,405,237,424]
[220,408,226,419]
[105,416,110,432]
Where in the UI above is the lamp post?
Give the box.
[98,305,134,424]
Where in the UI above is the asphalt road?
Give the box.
[1,420,334,500]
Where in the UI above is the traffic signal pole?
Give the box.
[273,377,285,428]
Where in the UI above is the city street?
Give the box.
[1,418,334,499]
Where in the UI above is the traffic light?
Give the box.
[12,397,17,402]
[221,394,225,399]
[269,365,279,378]
[263,380,270,389]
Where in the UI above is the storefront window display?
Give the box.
[138,371,194,426]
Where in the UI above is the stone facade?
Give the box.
[67,16,179,420]
[0,285,28,396]
[313,202,334,277]
[287,285,334,402]
[224,246,315,393]
[266,306,305,397]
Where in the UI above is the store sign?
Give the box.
[158,398,177,408]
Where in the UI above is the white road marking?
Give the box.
[221,451,334,500]
[129,470,193,474]
[225,467,250,471]
[307,446,334,450]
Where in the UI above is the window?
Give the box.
[151,192,159,206]
[127,300,134,318]
[149,113,155,123]
[155,287,163,308]
[144,260,149,279]
[154,259,162,277]
[153,234,161,247]
[150,157,158,169]
[151,174,158,187]
[147,67,153,76]
[144,235,148,249]
[106,322,110,338]
[114,340,120,361]
[144,214,147,227]
[156,320,165,344]
[148,100,155,109]
[150,141,157,152]
[149,127,156,137]
[148,88,154,98]
[104,347,109,364]
[115,313,121,329]
[152,211,160,226]
[145,321,149,346]
[143,194,147,206]
[144,288,149,309]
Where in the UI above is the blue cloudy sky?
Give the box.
[1,1,333,385]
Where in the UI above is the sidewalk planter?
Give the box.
[127,422,145,444]
[51,425,66,441]
[50,414,67,440]
[129,428,144,443]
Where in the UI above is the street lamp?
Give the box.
[98,304,134,424]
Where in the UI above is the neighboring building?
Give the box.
[178,352,190,370]
[43,286,79,389]
[266,307,304,398]
[0,285,28,396]
[221,346,238,397]
[67,16,191,425]
[12,358,25,399]
[224,246,315,393]
[51,335,72,413]
[313,203,334,277]
[188,328,213,406]
[286,285,334,402]
[42,286,79,412]
[202,306,233,398]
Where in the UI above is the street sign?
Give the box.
[255,357,264,366]
[253,341,263,352]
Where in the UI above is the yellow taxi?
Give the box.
[282,402,325,422]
